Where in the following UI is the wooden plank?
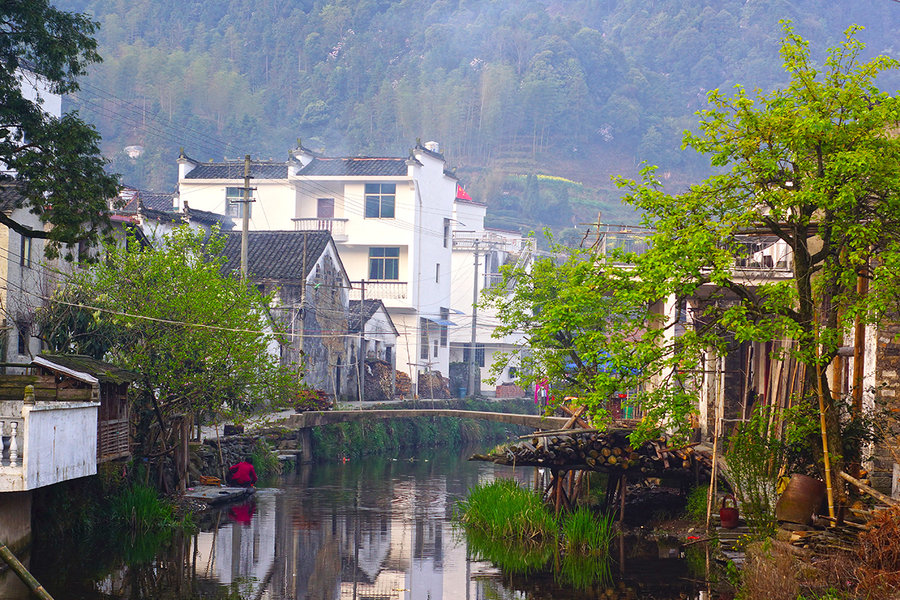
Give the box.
[56,388,93,401]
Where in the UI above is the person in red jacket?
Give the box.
[227,460,257,487]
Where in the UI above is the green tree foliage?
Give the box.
[38,226,299,453]
[0,0,120,258]
[489,24,900,467]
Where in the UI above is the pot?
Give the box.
[719,494,740,529]
[775,473,826,525]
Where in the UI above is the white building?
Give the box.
[176,141,458,395]
[450,196,534,396]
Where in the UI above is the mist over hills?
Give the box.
[57,0,900,237]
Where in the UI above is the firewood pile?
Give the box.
[470,428,712,477]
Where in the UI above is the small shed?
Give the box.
[31,355,137,462]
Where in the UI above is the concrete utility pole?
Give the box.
[467,239,480,397]
[239,155,255,281]
[357,281,366,406]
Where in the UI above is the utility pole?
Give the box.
[467,239,480,397]
[239,155,255,281]
[357,281,366,407]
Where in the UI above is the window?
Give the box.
[420,318,429,360]
[225,187,252,218]
[443,218,450,248]
[368,247,399,280]
[462,344,485,368]
[20,235,31,268]
[440,307,449,347]
[16,321,29,356]
[435,263,440,283]
[364,183,395,218]
[317,197,335,219]
[433,339,439,358]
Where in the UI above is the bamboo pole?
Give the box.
[0,544,54,600]
[839,470,897,506]
[705,355,723,530]
[815,352,837,522]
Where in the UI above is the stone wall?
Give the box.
[873,321,900,495]
[191,429,302,481]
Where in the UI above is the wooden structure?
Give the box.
[29,355,136,462]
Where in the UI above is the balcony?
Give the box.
[293,217,349,241]
[0,396,99,492]
[350,281,408,301]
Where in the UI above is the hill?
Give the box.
[56,0,900,236]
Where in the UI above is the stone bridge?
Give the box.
[281,409,571,462]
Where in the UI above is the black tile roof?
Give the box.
[0,183,25,212]
[35,354,139,384]
[220,231,333,281]
[185,162,289,180]
[349,299,382,332]
[140,191,176,212]
[187,208,235,230]
[296,157,409,177]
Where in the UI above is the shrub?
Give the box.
[294,388,332,412]
[725,405,783,538]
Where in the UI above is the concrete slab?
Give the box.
[184,485,255,505]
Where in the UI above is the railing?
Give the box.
[0,418,23,467]
[350,281,408,301]
[292,217,349,240]
[452,231,536,254]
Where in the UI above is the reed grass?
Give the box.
[561,507,615,556]
[456,478,559,542]
[111,483,177,533]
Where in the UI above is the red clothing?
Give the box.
[227,461,257,487]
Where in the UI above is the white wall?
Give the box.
[0,401,99,492]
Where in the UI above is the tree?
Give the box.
[1,0,120,258]
[38,226,299,472]
[490,25,900,499]
[613,23,900,492]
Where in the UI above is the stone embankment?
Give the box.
[190,429,301,480]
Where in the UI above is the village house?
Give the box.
[219,230,364,401]
[349,299,399,400]
[176,141,458,396]
[450,192,535,397]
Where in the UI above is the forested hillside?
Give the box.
[56,0,899,236]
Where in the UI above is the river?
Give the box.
[8,446,716,599]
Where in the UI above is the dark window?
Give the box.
[443,218,450,248]
[368,247,399,280]
[225,187,252,218]
[462,344,485,368]
[435,263,440,283]
[420,318,429,359]
[16,321,29,356]
[317,197,334,219]
[20,236,31,268]
[433,340,438,358]
[440,307,449,347]
[364,183,396,218]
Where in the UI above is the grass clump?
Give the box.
[685,484,710,522]
[561,507,615,556]
[457,479,558,542]
[111,483,178,534]
[250,438,282,478]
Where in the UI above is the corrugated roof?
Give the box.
[185,162,289,180]
[295,157,409,177]
[220,231,333,281]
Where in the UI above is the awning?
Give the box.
[424,316,458,327]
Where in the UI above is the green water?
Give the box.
[10,447,718,599]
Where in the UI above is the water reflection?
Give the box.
[24,449,719,599]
